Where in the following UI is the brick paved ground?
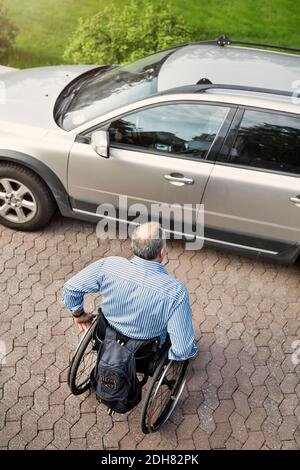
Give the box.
[0,213,300,450]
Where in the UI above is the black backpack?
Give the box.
[91,325,144,413]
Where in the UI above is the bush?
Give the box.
[0,1,18,59]
[64,0,194,65]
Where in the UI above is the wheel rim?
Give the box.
[73,323,98,391]
[145,361,187,432]
[0,178,37,223]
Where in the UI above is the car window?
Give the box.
[108,103,229,159]
[228,109,300,174]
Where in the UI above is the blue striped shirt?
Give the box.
[62,255,198,361]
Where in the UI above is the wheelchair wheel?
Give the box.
[141,351,189,434]
[68,317,98,395]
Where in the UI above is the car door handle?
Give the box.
[290,196,300,205]
[164,173,194,186]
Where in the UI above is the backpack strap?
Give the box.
[125,337,145,355]
[104,325,118,341]
[104,324,143,354]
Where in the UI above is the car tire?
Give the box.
[0,163,56,231]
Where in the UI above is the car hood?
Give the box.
[0,65,17,75]
[0,64,99,136]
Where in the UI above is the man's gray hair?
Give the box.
[131,222,166,260]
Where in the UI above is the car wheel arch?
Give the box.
[0,149,71,216]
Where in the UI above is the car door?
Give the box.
[68,100,233,234]
[202,107,300,254]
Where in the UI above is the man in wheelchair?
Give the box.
[62,222,198,432]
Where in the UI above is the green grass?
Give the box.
[3,0,300,68]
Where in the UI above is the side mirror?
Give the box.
[91,130,110,158]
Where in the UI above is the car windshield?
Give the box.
[61,49,176,131]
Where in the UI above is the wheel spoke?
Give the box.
[16,184,30,199]
[0,203,9,217]
[15,207,27,223]
[78,352,94,378]
[21,199,35,211]
[0,191,6,201]
[147,379,173,425]
[76,347,96,387]
[149,387,170,419]
[1,179,13,193]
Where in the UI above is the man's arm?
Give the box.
[62,259,105,314]
[167,287,199,361]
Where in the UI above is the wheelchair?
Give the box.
[68,311,189,434]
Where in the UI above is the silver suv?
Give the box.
[0,36,300,263]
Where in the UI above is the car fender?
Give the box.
[0,149,71,215]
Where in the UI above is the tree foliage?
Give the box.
[64,0,194,65]
[0,1,18,59]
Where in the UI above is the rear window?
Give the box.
[228,109,300,174]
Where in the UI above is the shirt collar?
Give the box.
[131,255,167,273]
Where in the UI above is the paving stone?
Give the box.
[242,431,265,449]
[280,374,298,394]
[279,395,298,416]
[232,390,251,419]
[38,405,65,430]
[67,438,87,450]
[229,412,248,444]
[214,399,235,423]
[192,426,211,450]
[278,416,299,441]
[8,433,27,450]
[70,413,96,439]
[281,440,299,450]
[6,397,33,422]
[225,436,242,450]
[51,418,72,450]
[245,407,267,431]
[197,403,216,434]
[262,418,282,450]
[248,386,268,408]
[176,414,199,440]
[0,421,21,447]
[209,422,232,449]
[19,410,39,443]
[265,376,284,404]
[251,366,269,386]
[103,421,129,449]
[264,398,283,427]
[136,432,161,450]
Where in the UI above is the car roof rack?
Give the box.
[164,35,300,55]
[160,83,294,98]
[215,35,300,54]
[150,35,300,61]
[194,83,294,97]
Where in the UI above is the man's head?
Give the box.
[131,222,166,262]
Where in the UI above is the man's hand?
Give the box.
[73,312,95,332]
